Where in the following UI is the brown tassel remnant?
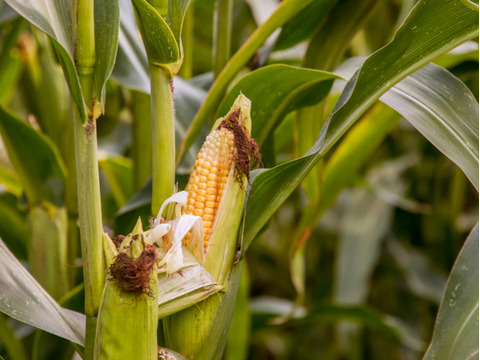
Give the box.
[108,239,158,298]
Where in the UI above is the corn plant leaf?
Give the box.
[0,18,22,106]
[5,0,120,123]
[112,0,204,170]
[287,303,424,351]
[99,155,134,208]
[319,105,400,215]
[243,0,478,248]
[0,2,18,24]
[423,224,479,360]
[167,0,190,73]
[274,0,338,51]
[337,59,479,191]
[334,186,394,305]
[216,65,340,147]
[0,238,85,345]
[131,0,179,66]
[0,107,66,206]
[0,166,21,197]
[0,313,28,360]
[112,0,150,93]
[0,193,27,260]
[433,41,479,69]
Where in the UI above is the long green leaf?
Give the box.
[92,0,120,108]
[0,107,66,206]
[216,65,340,146]
[243,0,478,247]
[337,59,479,191]
[0,238,85,345]
[113,0,150,93]
[273,0,338,51]
[423,224,479,360]
[131,0,179,66]
[318,105,400,214]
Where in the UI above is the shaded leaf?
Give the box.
[423,224,479,360]
[0,107,66,206]
[5,0,120,123]
[334,189,393,304]
[0,193,27,260]
[99,155,134,208]
[274,0,338,51]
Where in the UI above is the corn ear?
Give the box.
[164,95,255,360]
[94,218,158,360]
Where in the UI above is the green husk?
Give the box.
[94,219,158,360]
[27,205,68,300]
[163,95,252,360]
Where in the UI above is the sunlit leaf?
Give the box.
[131,0,179,67]
[337,59,479,191]
[0,238,85,345]
[243,0,478,248]
[423,224,479,360]
[216,65,340,146]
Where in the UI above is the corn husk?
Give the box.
[163,95,252,360]
[157,248,222,318]
[94,219,158,360]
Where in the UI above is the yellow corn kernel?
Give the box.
[184,127,235,250]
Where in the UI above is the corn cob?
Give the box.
[184,127,235,250]
[164,94,259,360]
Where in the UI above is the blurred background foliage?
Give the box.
[0,0,477,359]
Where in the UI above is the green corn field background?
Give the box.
[0,0,478,359]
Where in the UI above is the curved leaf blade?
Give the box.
[0,238,85,345]
[112,0,150,93]
[337,59,479,191]
[0,107,66,206]
[92,0,120,107]
[381,65,479,190]
[216,65,340,146]
[131,0,179,66]
[423,224,479,360]
[244,0,478,247]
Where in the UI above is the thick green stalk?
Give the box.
[150,65,175,215]
[73,110,105,360]
[131,91,153,191]
[176,0,314,165]
[213,0,232,78]
[74,0,104,358]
